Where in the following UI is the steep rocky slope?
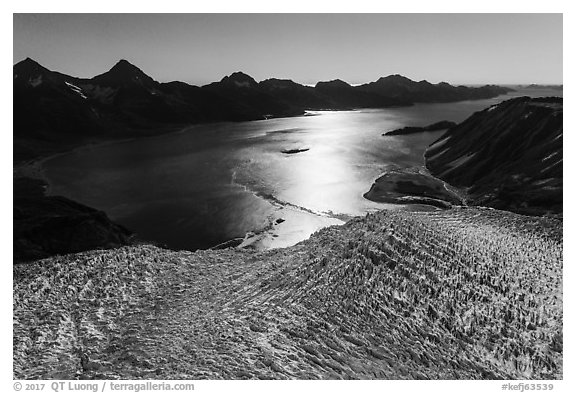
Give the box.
[425,97,562,215]
[13,177,133,262]
[14,208,562,380]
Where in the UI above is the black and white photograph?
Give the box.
[8,4,568,389]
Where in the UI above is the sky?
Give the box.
[13,13,563,86]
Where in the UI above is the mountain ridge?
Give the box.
[90,59,157,88]
[13,58,514,161]
[364,96,562,216]
[425,96,562,216]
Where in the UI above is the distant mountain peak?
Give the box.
[377,74,414,84]
[19,57,41,66]
[262,77,295,84]
[220,71,258,87]
[108,59,147,77]
[115,59,133,66]
[315,79,353,89]
[13,58,55,88]
[260,78,302,90]
[229,71,253,79]
[92,59,155,87]
[14,57,48,75]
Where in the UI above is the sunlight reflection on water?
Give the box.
[43,89,561,250]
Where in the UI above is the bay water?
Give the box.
[43,88,561,250]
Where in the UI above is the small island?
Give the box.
[281,148,310,154]
[383,120,457,136]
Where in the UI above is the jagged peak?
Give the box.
[13,58,56,87]
[220,71,258,85]
[376,74,415,84]
[107,59,148,77]
[315,79,352,88]
[91,59,155,87]
[14,57,49,74]
[115,59,133,67]
[260,78,303,89]
[262,77,295,83]
[15,57,41,66]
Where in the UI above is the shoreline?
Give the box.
[13,123,449,258]
[14,109,329,193]
[363,166,467,209]
[14,89,518,173]
[14,123,351,257]
[13,91,525,260]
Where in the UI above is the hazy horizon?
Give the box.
[14,14,563,86]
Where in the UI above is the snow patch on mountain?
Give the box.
[65,81,87,99]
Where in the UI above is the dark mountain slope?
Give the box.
[77,60,207,125]
[259,78,332,110]
[13,59,106,160]
[202,72,304,120]
[314,79,411,109]
[13,60,212,160]
[358,74,514,103]
[89,59,157,89]
[425,97,562,215]
[14,176,133,263]
[14,58,514,162]
[159,81,238,122]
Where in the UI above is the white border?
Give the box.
[3,2,573,392]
